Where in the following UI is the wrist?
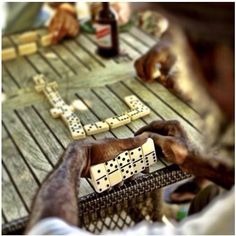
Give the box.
[58,3,77,17]
[63,143,89,177]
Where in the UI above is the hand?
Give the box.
[49,8,79,43]
[64,135,148,177]
[134,41,177,84]
[135,120,193,169]
[90,3,131,26]
[111,3,131,26]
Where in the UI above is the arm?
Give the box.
[182,151,234,190]
[134,29,177,84]
[26,136,147,233]
[25,145,87,232]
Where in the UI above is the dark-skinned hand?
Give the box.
[49,8,79,44]
[64,134,149,178]
[135,120,193,171]
[63,120,194,177]
[134,40,177,87]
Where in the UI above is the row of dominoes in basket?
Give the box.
[90,138,157,193]
[33,74,151,140]
[2,31,54,61]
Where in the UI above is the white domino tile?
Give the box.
[105,114,131,129]
[90,163,110,193]
[116,151,134,180]
[104,159,123,186]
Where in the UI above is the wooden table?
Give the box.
[2,26,203,234]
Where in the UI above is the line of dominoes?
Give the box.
[90,138,157,193]
[2,31,54,61]
[33,74,86,139]
[33,74,151,140]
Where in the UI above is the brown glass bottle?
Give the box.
[94,2,119,58]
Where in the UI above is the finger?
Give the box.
[49,14,63,38]
[134,120,165,136]
[50,23,63,43]
[57,22,68,42]
[145,132,166,148]
[144,52,159,81]
[134,56,148,81]
[162,52,177,74]
[52,13,68,43]
[135,120,187,139]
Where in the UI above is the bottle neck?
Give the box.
[102,2,109,10]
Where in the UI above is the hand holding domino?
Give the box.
[90,138,157,193]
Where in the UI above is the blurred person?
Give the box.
[90,2,131,25]
[2,2,79,43]
[2,2,131,43]
[134,2,234,122]
[134,2,234,203]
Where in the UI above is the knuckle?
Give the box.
[173,120,180,125]
[170,120,181,127]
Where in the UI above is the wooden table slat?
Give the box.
[3,111,53,183]
[38,47,75,78]
[33,103,72,148]
[26,53,61,81]
[3,127,38,209]
[129,27,157,48]
[121,32,150,55]
[108,82,161,124]
[2,66,19,94]
[51,44,89,74]
[93,86,147,131]
[2,37,14,48]
[141,81,202,130]
[80,34,117,67]
[63,40,100,71]
[4,56,36,89]
[2,166,28,222]
[17,106,64,166]
[9,34,62,83]
[119,38,140,60]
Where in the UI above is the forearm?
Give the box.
[182,153,234,190]
[26,146,87,232]
[26,135,149,232]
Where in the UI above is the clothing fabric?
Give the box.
[28,187,234,235]
[3,3,44,34]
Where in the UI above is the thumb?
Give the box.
[147,132,168,149]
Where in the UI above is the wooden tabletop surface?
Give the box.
[2,26,203,226]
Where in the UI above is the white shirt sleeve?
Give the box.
[28,187,234,235]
